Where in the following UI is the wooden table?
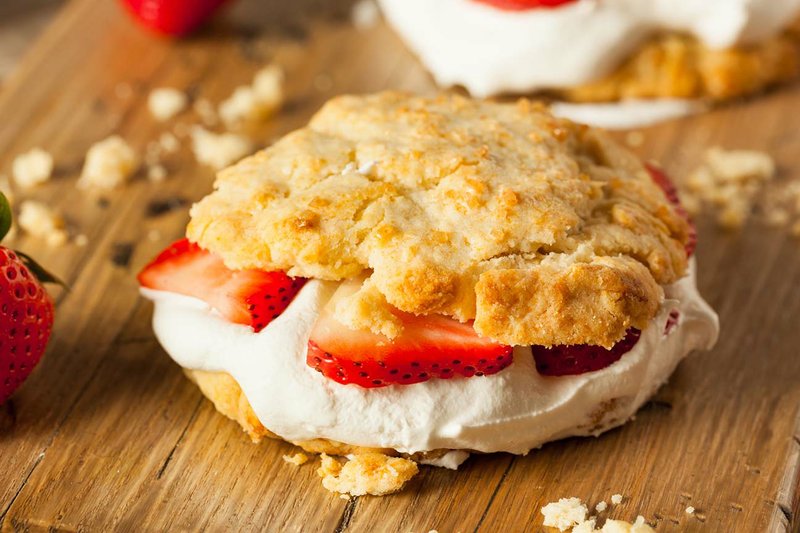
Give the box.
[0,0,798,531]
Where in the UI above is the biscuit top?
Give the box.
[188,92,690,347]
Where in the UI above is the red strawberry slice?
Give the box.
[646,163,696,257]
[532,329,641,377]
[474,0,577,10]
[138,238,306,332]
[308,303,513,388]
[121,0,232,36]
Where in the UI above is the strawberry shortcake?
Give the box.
[378,0,800,102]
[138,92,719,495]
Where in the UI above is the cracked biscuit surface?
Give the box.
[188,92,688,347]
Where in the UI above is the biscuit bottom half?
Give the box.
[182,367,654,496]
[558,19,800,102]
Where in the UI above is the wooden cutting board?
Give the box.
[0,0,798,531]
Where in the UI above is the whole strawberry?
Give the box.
[0,193,56,404]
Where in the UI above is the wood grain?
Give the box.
[0,0,798,531]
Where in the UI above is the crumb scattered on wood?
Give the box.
[218,65,284,128]
[680,147,776,229]
[148,88,188,122]
[282,452,309,466]
[317,452,418,497]
[79,136,138,190]
[12,148,54,189]
[190,127,252,170]
[541,495,655,532]
[18,201,68,246]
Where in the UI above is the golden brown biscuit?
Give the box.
[189,92,688,348]
[560,20,800,102]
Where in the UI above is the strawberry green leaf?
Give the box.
[15,251,66,287]
[0,192,11,242]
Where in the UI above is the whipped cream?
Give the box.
[378,0,800,97]
[141,260,718,456]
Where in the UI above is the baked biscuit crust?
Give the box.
[560,20,800,102]
[189,92,688,347]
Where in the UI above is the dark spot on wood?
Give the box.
[97,197,111,209]
[111,242,135,268]
[146,196,189,218]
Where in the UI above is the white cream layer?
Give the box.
[377,0,800,97]
[141,261,718,455]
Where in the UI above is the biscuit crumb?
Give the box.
[351,0,380,30]
[74,234,89,247]
[147,229,162,242]
[282,452,309,466]
[572,520,597,533]
[194,98,218,126]
[190,127,252,170]
[12,148,54,189]
[543,497,654,532]
[683,147,775,229]
[148,88,188,121]
[610,494,624,505]
[597,516,654,532]
[317,453,418,496]
[18,201,68,246]
[595,501,608,512]
[685,506,695,514]
[541,498,588,531]
[219,65,284,127]
[159,132,180,153]
[148,164,168,183]
[79,136,138,190]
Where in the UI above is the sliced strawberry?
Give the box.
[308,302,513,387]
[474,0,577,10]
[138,238,306,332]
[646,163,696,257]
[532,329,641,377]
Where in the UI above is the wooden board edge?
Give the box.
[769,402,800,532]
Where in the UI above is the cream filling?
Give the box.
[141,260,718,456]
[377,0,800,97]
